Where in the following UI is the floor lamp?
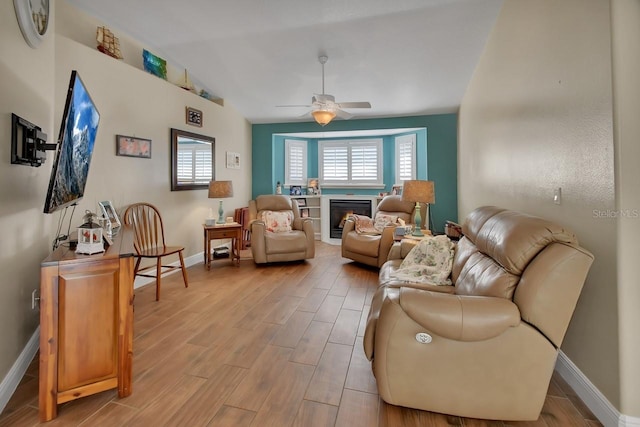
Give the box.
[401,180,435,237]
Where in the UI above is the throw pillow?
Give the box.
[260,210,293,233]
[373,213,398,232]
[393,235,455,285]
[353,214,380,235]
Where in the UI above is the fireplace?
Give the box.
[329,199,372,238]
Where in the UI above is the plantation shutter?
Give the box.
[285,139,307,186]
[395,134,416,183]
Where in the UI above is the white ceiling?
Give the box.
[66,0,503,124]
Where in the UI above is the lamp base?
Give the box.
[411,228,424,237]
[217,200,225,224]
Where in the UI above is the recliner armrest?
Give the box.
[399,288,520,341]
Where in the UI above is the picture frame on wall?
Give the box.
[226,151,240,169]
[186,106,203,127]
[289,185,302,196]
[116,135,152,158]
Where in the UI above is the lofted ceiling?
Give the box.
[66,0,503,124]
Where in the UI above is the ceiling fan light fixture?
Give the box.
[312,109,336,126]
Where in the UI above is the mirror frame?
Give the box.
[170,128,215,191]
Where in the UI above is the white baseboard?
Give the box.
[133,251,203,289]
[555,350,640,427]
[0,326,39,414]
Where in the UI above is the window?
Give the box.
[285,139,307,186]
[395,134,416,184]
[319,139,383,187]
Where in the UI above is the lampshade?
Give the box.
[208,180,233,199]
[401,180,435,204]
[312,109,336,126]
[401,180,435,236]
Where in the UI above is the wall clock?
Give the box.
[14,0,49,48]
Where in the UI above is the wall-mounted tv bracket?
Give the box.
[11,113,56,167]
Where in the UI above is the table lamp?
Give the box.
[208,180,233,224]
[401,180,435,237]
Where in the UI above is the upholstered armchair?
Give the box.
[341,195,423,268]
[249,195,315,264]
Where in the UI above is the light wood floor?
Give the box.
[1,242,602,427]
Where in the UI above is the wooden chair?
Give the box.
[123,202,188,301]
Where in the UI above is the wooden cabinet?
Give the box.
[39,226,135,422]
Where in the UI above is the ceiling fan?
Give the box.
[278,55,371,126]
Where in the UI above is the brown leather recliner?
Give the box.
[249,195,315,264]
[364,206,594,421]
[341,195,422,268]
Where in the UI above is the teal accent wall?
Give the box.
[252,114,457,232]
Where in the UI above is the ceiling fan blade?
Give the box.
[334,109,353,120]
[336,101,371,109]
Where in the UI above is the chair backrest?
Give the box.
[250,194,300,221]
[452,206,593,347]
[377,195,420,224]
[123,202,167,252]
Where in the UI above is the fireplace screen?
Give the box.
[329,199,372,238]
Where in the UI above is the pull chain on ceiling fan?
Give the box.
[277,55,371,126]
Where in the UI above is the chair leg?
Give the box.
[134,257,142,276]
[155,257,162,301]
[179,250,189,288]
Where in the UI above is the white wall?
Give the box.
[611,0,640,418]
[459,0,621,409]
[0,0,252,387]
[0,0,56,382]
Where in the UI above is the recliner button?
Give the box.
[415,332,432,344]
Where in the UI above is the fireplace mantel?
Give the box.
[320,195,381,245]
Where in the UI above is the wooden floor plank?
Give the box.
[270,310,315,348]
[334,389,379,427]
[293,400,339,427]
[328,308,361,346]
[78,402,137,427]
[344,336,378,394]
[304,342,353,406]
[290,320,334,366]
[225,345,293,412]
[207,405,256,427]
[250,362,315,427]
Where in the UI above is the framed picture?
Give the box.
[186,106,203,127]
[289,185,302,196]
[99,200,121,233]
[116,135,152,158]
[226,151,240,169]
[142,49,167,80]
[301,208,309,218]
[391,185,403,196]
[297,198,307,207]
[307,177,319,195]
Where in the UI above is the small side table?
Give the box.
[203,223,242,269]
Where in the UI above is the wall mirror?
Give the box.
[170,128,215,191]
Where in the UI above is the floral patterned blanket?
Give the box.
[390,235,455,286]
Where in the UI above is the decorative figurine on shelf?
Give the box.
[76,210,104,255]
[276,181,282,195]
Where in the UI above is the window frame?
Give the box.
[319,138,384,188]
[284,139,308,187]
[395,133,416,185]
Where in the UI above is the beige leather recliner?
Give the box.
[341,195,423,268]
[364,206,594,421]
[249,195,315,264]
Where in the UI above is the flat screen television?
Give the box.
[44,70,100,214]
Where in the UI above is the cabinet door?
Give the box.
[57,259,120,391]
